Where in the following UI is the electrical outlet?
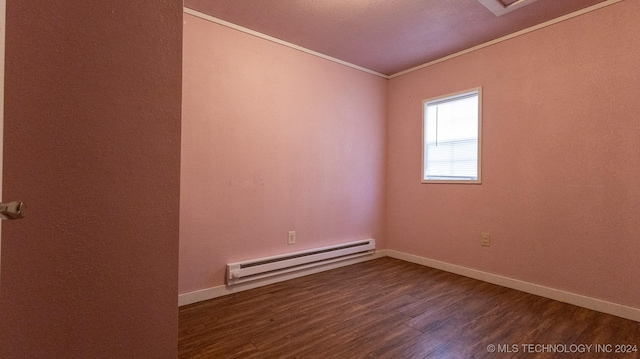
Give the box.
[481,232,491,247]
[288,231,296,245]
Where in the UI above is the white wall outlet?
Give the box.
[288,231,296,245]
[481,232,491,247]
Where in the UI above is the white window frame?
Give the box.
[422,87,482,184]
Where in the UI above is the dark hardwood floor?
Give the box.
[179,257,640,358]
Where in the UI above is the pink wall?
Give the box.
[387,1,640,309]
[0,1,182,358]
[180,14,387,293]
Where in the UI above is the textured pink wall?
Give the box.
[387,1,640,309]
[180,14,387,294]
[0,1,182,358]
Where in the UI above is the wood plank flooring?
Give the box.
[179,257,640,358]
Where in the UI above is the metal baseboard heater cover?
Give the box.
[226,238,376,285]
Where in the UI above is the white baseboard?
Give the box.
[386,250,640,323]
[179,249,639,323]
[178,249,388,307]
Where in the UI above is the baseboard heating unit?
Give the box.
[226,238,376,285]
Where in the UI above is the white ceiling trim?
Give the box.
[477,0,540,16]
[390,0,624,78]
[184,0,624,81]
[183,7,389,79]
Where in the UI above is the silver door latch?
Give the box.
[0,201,26,220]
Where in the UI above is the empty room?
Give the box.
[1,0,638,358]
[178,0,639,357]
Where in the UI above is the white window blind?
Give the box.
[423,89,481,183]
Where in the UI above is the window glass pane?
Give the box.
[423,90,480,182]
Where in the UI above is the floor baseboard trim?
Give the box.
[179,249,639,323]
[386,250,640,323]
[178,250,388,307]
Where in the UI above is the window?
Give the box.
[422,88,482,184]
